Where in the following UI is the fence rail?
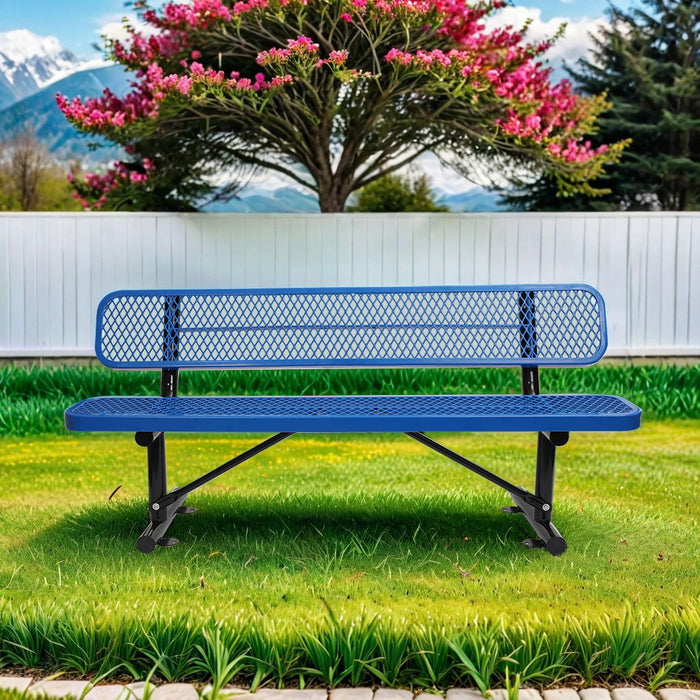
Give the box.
[1,212,698,358]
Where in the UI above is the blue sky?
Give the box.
[0,0,164,57]
[1,0,628,59]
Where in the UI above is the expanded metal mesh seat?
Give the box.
[67,393,640,433]
[64,285,642,556]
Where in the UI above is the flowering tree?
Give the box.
[57,0,625,211]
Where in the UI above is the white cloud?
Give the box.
[96,13,156,44]
[485,5,607,75]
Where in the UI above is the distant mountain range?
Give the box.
[0,29,85,109]
[437,188,504,212]
[0,29,506,212]
[0,64,129,161]
[202,184,504,213]
[203,186,322,213]
[0,29,129,162]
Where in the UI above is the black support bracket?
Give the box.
[509,490,567,555]
[405,431,567,557]
[135,431,162,447]
[154,432,294,511]
[137,487,190,553]
[542,431,569,447]
[134,431,294,553]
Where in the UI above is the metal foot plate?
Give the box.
[501,506,522,513]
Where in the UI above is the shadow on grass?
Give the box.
[8,487,695,623]
[13,488,588,568]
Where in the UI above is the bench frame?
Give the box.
[134,363,568,556]
[67,285,640,556]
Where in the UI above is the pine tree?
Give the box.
[504,0,700,211]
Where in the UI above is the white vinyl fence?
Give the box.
[0,211,698,357]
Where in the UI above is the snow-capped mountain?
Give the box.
[0,30,86,109]
[0,64,130,161]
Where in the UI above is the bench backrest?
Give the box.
[96,285,607,369]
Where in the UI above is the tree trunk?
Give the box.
[318,178,352,212]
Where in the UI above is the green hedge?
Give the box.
[1,364,698,435]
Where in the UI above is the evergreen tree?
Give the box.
[503,0,700,211]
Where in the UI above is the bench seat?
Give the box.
[66,393,641,434]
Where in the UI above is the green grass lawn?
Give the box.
[1,366,699,686]
[1,421,698,624]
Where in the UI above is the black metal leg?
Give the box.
[136,489,190,553]
[508,431,569,556]
[135,432,193,553]
[535,431,568,505]
[535,432,555,507]
[147,433,167,522]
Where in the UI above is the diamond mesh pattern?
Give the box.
[71,394,634,419]
[97,287,605,368]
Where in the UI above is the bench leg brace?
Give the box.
[405,431,568,556]
[134,432,192,553]
[135,431,294,553]
[508,431,568,555]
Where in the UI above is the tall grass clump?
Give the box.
[246,624,301,690]
[666,607,700,677]
[298,612,382,687]
[498,620,569,685]
[194,623,249,697]
[0,603,698,688]
[1,364,698,435]
[409,624,455,688]
[448,620,501,694]
[140,615,201,682]
[0,691,34,700]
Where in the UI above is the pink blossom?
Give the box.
[176,75,193,94]
[232,0,269,16]
[75,158,156,209]
[257,46,292,65]
[329,50,349,65]
[525,114,541,130]
[287,35,319,52]
[270,74,294,87]
[385,48,413,65]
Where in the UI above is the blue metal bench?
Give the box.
[65,285,641,555]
